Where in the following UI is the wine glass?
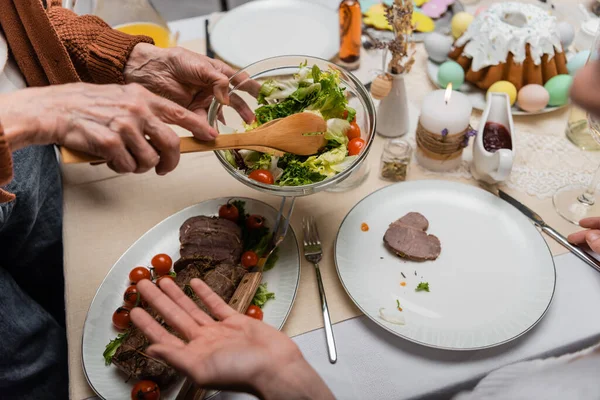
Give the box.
[553,113,600,224]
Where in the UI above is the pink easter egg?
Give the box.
[474,6,487,17]
[422,0,448,19]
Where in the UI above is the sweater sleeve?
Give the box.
[0,123,15,203]
[45,0,154,84]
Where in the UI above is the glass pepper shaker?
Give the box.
[380,139,412,182]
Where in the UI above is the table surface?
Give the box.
[65,1,599,399]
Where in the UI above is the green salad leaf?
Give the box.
[416,282,430,292]
[251,283,276,308]
[277,154,327,186]
[103,332,129,366]
[304,146,356,177]
[324,118,350,146]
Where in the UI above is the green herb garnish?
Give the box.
[251,283,276,308]
[103,332,129,366]
[396,299,403,311]
[415,282,430,292]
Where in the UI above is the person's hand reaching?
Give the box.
[124,43,258,124]
[131,278,334,400]
[568,217,600,253]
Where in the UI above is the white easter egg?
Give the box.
[557,21,575,48]
[424,32,453,63]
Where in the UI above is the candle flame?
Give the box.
[445,83,453,104]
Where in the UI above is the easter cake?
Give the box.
[448,2,568,91]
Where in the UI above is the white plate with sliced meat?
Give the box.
[81,197,301,400]
[335,180,556,351]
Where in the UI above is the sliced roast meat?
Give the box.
[112,327,179,387]
[392,212,429,231]
[213,263,248,287]
[384,213,441,261]
[179,216,243,265]
[203,269,236,302]
[174,261,204,286]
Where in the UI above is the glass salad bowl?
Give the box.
[207,55,376,198]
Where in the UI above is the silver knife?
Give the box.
[499,190,600,273]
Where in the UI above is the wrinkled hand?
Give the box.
[568,218,600,253]
[124,43,257,124]
[131,278,334,400]
[1,83,214,175]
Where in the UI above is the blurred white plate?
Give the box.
[82,197,301,399]
[211,0,339,68]
[335,181,556,350]
[426,60,568,116]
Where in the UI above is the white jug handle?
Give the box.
[491,149,513,182]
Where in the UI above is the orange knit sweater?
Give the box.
[0,0,154,203]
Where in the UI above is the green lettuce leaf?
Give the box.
[103,332,129,366]
[251,283,276,308]
[324,118,351,146]
[304,146,353,177]
[277,154,327,186]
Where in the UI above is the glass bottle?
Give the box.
[338,0,361,71]
[380,139,412,182]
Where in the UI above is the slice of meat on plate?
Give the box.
[384,212,441,261]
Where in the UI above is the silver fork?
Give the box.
[303,216,337,364]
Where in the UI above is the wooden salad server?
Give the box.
[60,113,327,164]
[178,198,296,400]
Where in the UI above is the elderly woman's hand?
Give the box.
[0,82,215,175]
[568,218,600,254]
[130,278,334,400]
[124,44,257,124]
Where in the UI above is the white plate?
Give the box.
[82,198,301,399]
[426,60,567,116]
[335,181,555,350]
[211,0,339,68]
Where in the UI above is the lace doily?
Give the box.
[407,132,600,199]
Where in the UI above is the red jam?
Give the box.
[483,122,512,153]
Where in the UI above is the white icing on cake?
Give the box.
[455,2,563,72]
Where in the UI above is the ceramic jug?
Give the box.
[471,92,516,185]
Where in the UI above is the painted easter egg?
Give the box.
[544,75,573,107]
[517,84,550,113]
[424,32,453,63]
[567,50,590,76]
[414,0,429,6]
[557,21,575,48]
[488,81,517,106]
[437,60,465,89]
[474,6,487,16]
[451,12,474,39]
[422,0,451,19]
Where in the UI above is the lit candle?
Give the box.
[420,84,472,136]
[416,84,473,172]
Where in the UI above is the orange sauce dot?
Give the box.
[361,223,369,232]
[400,282,407,287]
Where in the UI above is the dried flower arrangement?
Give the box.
[370,0,417,100]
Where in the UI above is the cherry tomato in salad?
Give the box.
[342,109,356,122]
[131,380,160,400]
[155,275,174,287]
[151,254,172,276]
[348,138,366,156]
[346,121,361,140]
[241,251,259,269]
[124,285,140,307]
[129,267,151,284]
[246,215,265,230]
[245,305,264,321]
[218,203,239,222]
[248,169,274,185]
[113,307,131,330]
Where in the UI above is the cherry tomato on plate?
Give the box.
[218,203,239,222]
[129,267,151,284]
[155,275,174,287]
[113,307,131,330]
[131,380,160,400]
[246,215,265,230]
[124,285,140,308]
[348,138,366,156]
[346,121,361,140]
[248,169,274,185]
[241,251,259,269]
[245,305,264,321]
[151,254,172,276]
